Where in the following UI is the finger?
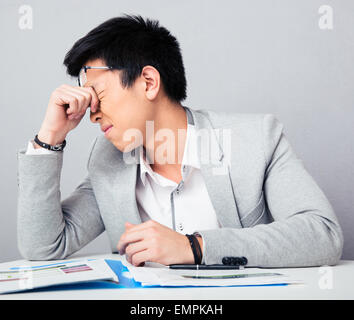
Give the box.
[117,230,147,254]
[59,86,91,116]
[84,86,100,112]
[55,90,80,118]
[117,221,164,253]
[124,220,160,234]
[119,221,165,253]
[64,85,99,113]
[125,241,148,263]
[125,222,136,229]
[130,249,150,267]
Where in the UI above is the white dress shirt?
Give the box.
[25,115,221,244]
[135,122,221,235]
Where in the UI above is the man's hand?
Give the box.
[117,220,202,266]
[36,84,99,146]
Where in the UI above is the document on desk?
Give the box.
[0,259,118,294]
[120,257,302,287]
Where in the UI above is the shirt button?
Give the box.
[178,223,184,231]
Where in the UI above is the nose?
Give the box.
[90,108,102,123]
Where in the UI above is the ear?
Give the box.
[141,65,161,101]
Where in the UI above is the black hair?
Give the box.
[63,14,187,102]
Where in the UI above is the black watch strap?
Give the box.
[34,134,66,151]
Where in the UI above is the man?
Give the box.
[17,14,343,267]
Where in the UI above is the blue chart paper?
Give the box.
[23,259,287,292]
[103,260,288,289]
[104,259,157,289]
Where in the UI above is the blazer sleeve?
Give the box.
[17,137,105,260]
[196,114,344,267]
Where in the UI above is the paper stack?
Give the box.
[119,257,302,287]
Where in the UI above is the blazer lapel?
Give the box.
[102,141,142,238]
[187,107,242,229]
[112,154,141,227]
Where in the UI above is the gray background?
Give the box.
[0,0,353,263]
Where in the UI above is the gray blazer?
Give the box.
[17,106,344,267]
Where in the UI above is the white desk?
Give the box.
[0,254,353,300]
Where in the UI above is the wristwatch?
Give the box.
[34,134,67,151]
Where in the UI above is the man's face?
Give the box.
[85,59,153,152]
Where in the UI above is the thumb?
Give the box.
[125,221,135,229]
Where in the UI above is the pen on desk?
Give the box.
[169,264,243,270]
